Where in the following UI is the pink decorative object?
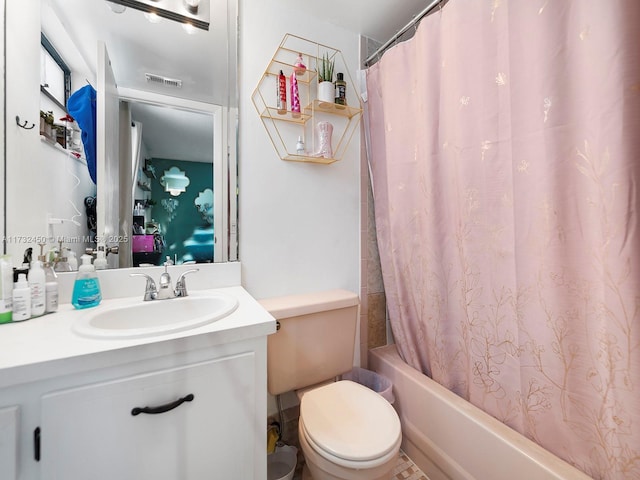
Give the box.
[290,72,301,118]
[132,235,155,253]
[312,121,333,158]
[294,53,306,76]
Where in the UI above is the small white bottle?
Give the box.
[296,136,305,155]
[44,262,58,314]
[29,260,46,317]
[0,255,14,324]
[12,274,31,321]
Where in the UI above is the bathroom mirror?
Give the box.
[3,0,238,266]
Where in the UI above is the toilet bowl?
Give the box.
[298,380,401,480]
[261,290,402,480]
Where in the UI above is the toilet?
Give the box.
[261,290,401,480]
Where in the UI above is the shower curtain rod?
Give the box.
[364,0,446,67]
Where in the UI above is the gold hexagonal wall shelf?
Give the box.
[252,34,362,164]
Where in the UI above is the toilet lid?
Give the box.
[300,380,401,462]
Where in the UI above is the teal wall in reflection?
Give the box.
[149,158,214,264]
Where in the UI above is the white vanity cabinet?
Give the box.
[0,284,275,480]
[40,351,257,480]
[0,405,19,480]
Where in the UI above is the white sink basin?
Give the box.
[72,292,239,339]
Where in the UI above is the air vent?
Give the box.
[145,73,183,88]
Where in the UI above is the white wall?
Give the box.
[238,0,361,301]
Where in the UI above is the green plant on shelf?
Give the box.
[40,110,54,125]
[318,53,335,83]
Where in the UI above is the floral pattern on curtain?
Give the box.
[366,1,640,479]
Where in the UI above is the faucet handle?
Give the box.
[175,268,199,297]
[130,273,157,301]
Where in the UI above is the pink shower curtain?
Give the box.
[366,1,640,478]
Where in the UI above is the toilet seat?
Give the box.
[299,380,401,468]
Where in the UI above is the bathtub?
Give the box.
[368,345,592,480]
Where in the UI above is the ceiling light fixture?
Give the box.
[106,3,127,13]
[144,11,162,23]
[183,0,200,14]
[182,22,197,34]
[106,0,210,30]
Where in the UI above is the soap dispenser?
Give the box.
[71,254,102,309]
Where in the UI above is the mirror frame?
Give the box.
[118,88,229,264]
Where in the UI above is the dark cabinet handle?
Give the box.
[131,393,195,416]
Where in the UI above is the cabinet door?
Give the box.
[41,353,256,480]
[0,406,19,480]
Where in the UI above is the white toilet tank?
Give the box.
[260,290,359,396]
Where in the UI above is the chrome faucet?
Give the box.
[175,269,199,297]
[130,265,199,301]
[156,266,176,300]
[129,272,158,301]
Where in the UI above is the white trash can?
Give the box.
[341,367,395,404]
[267,444,297,480]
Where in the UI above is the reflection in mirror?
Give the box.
[3,0,237,270]
[160,166,190,196]
[129,105,215,266]
[195,189,214,225]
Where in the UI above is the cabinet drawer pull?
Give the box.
[131,393,195,416]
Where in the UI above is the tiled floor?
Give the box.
[393,450,430,480]
[290,449,429,480]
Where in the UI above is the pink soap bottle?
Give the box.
[290,72,301,118]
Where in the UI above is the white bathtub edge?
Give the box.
[369,344,592,480]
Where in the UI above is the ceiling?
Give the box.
[283,0,432,45]
[46,0,233,105]
[128,103,214,162]
[43,0,428,162]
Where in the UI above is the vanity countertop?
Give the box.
[0,285,276,389]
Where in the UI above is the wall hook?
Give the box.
[16,116,35,130]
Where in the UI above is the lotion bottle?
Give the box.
[277,70,287,114]
[28,260,46,317]
[71,254,102,309]
[0,255,13,324]
[44,262,58,314]
[12,274,31,321]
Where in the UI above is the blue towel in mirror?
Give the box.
[67,85,97,184]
